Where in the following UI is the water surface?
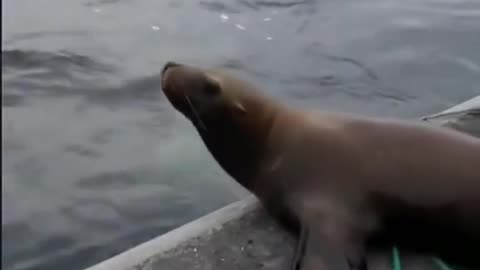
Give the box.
[2,0,480,269]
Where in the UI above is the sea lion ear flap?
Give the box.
[203,75,222,96]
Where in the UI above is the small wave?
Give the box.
[5,222,176,270]
[64,144,103,159]
[2,49,115,73]
[3,31,91,46]
[199,1,241,13]
[250,0,314,8]
[2,226,75,270]
[84,74,163,106]
[217,56,413,103]
[2,49,164,108]
[2,74,163,106]
[75,168,165,190]
[84,0,131,7]
[60,198,126,230]
[199,0,314,12]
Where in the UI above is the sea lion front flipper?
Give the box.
[291,224,309,270]
[294,222,367,270]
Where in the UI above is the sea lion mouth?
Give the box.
[161,63,182,115]
[160,61,209,131]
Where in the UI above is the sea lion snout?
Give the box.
[161,61,182,89]
[161,61,217,98]
[161,61,186,98]
[160,61,226,124]
[162,61,182,76]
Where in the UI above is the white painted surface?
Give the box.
[421,95,480,120]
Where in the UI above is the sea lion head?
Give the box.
[160,61,280,187]
[161,61,274,132]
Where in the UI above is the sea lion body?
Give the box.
[160,62,480,269]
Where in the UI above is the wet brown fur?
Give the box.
[161,62,480,269]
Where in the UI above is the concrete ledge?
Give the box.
[84,195,260,270]
[86,95,480,270]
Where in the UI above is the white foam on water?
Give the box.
[220,14,229,21]
[235,24,246,30]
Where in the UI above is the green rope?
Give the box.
[432,257,455,270]
[391,246,455,270]
[392,246,402,270]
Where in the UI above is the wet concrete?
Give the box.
[133,207,295,270]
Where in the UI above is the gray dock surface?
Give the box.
[129,206,465,270]
[87,96,479,270]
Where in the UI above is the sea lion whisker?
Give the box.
[184,94,208,131]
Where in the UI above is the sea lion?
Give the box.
[160,61,480,270]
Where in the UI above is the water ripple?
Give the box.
[2,49,114,73]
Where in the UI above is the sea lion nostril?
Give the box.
[162,61,181,76]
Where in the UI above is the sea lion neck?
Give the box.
[196,95,282,190]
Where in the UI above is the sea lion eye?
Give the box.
[203,78,221,97]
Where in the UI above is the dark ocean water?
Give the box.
[2,0,480,269]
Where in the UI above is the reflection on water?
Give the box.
[2,0,480,269]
